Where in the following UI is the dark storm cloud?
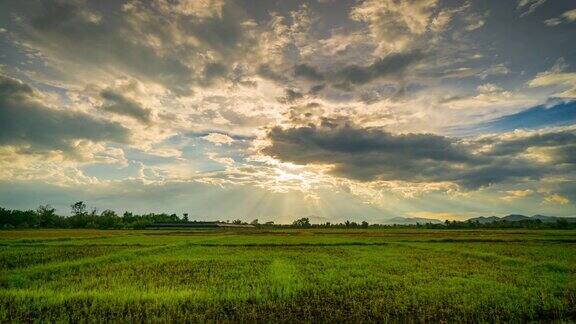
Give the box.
[0,75,130,155]
[263,119,576,189]
[100,89,152,124]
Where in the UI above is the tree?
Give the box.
[36,205,56,228]
[183,213,189,223]
[71,201,87,216]
[292,217,311,227]
[361,221,369,228]
[555,218,569,229]
[250,219,259,226]
[232,219,243,225]
[68,202,91,228]
[99,210,120,229]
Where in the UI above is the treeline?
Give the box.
[0,202,191,229]
[284,217,575,229]
[1,204,575,230]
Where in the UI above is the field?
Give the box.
[1,229,575,322]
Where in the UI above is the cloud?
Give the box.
[257,64,289,83]
[463,11,487,31]
[277,88,304,104]
[263,119,576,190]
[544,8,576,26]
[440,83,533,111]
[294,64,324,81]
[254,4,315,76]
[481,129,576,156]
[333,50,425,88]
[289,50,425,90]
[526,59,576,98]
[500,189,534,202]
[7,0,258,95]
[543,193,570,205]
[544,18,563,27]
[284,102,324,125]
[350,0,439,52]
[23,0,194,94]
[564,9,576,21]
[434,64,510,80]
[479,64,510,79]
[528,71,576,99]
[477,83,504,94]
[517,0,547,17]
[263,118,473,184]
[202,133,235,146]
[155,0,226,18]
[0,75,130,156]
[100,89,152,124]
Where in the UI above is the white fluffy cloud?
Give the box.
[528,60,576,98]
[350,0,439,53]
[202,133,235,146]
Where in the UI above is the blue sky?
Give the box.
[0,0,575,221]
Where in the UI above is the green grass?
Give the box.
[0,229,575,322]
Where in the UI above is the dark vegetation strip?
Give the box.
[0,243,150,247]
[0,235,117,245]
[193,242,390,247]
[415,238,576,243]
[186,239,576,246]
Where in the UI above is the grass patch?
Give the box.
[0,229,574,321]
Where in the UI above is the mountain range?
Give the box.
[382,214,576,225]
[467,214,576,223]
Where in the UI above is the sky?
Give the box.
[0,0,575,222]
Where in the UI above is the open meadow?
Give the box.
[1,228,575,322]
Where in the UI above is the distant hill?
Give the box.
[531,214,563,222]
[379,214,576,226]
[381,217,443,225]
[466,216,500,224]
[467,214,576,223]
[501,214,530,222]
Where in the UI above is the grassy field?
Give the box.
[0,229,575,322]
